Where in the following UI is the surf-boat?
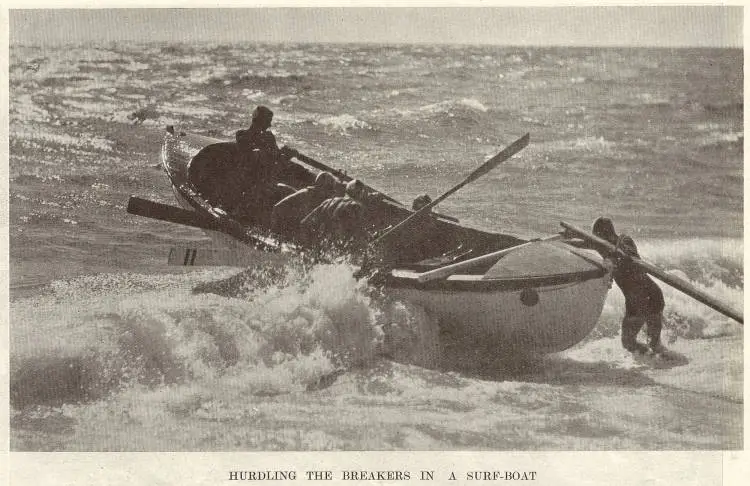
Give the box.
[128,127,613,354]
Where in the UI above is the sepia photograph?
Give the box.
[4,2,744,478]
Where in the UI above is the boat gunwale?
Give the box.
[386,268,608,291]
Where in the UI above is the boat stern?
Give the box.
[386,240,613,354]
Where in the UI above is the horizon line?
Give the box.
[10,39,743,49]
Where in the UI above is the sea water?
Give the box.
[8,43,743,450]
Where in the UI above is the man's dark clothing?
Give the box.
[609,235,665,317]
[301,196,366,251]
[271,186,332,238]
[236,128,279,154]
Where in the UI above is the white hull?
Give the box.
[387,276,611,354]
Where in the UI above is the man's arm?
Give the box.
[259,131,279,151]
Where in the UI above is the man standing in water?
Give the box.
[586,217,668,357]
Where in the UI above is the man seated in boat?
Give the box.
[234,105,303,219]
[270,171,342,241]
[236,105,301,160]
[374,194,443,265]
[300,179,374,253]
[237,106,279,156]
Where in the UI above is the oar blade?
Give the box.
[466,132,530,184]
[372,133,530,248]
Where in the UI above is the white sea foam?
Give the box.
[185,65,230,85]
[240,89,265,101]
[159,102,223,119]
[457,98,489,112]
[634,92,671,105]
[421,98,488,114]
[543,136,618,154]
[316,114,372,133]
[11,128,114,152]
[11,263,439,409]
[271,94,299,105]
[699,131,743,147]
[394,98,489,119]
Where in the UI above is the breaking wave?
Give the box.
[10,236,742,412]
[542,136,619,154]
[697,131,743,151]
[10,263,440,410]
[396,98,489,118]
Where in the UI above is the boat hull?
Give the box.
[155,128,612,354]
[387,276,610,354]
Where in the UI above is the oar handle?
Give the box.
[414,234,562,283]
[292,151,401,204]
[127,196,221,231]
[371,194,437,248]
[560,221,743,325]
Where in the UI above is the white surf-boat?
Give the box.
[128,127,613,354]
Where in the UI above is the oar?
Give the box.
[291,151,403,205]
[560,221,743,325]
[127,196,221,231]
[126,196,276,251]
[291,150,459,222]
[372,133,530,248]
[408,234,562,283]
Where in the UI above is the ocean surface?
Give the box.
[8,42,743,450]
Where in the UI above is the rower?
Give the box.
[236,106,281,158]
[233,106,306,219]
[300,179,372,252]
[376,194,442,265]
[270,171,341,240]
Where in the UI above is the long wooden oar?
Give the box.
[292,151,403,205]
[394,234,563,283]
[560,221,743,325]
[372,133,530,248]
[292,150,459,223]
[127,196,220,231]
[126,196,276,251]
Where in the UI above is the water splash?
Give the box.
[10,262,442,410]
